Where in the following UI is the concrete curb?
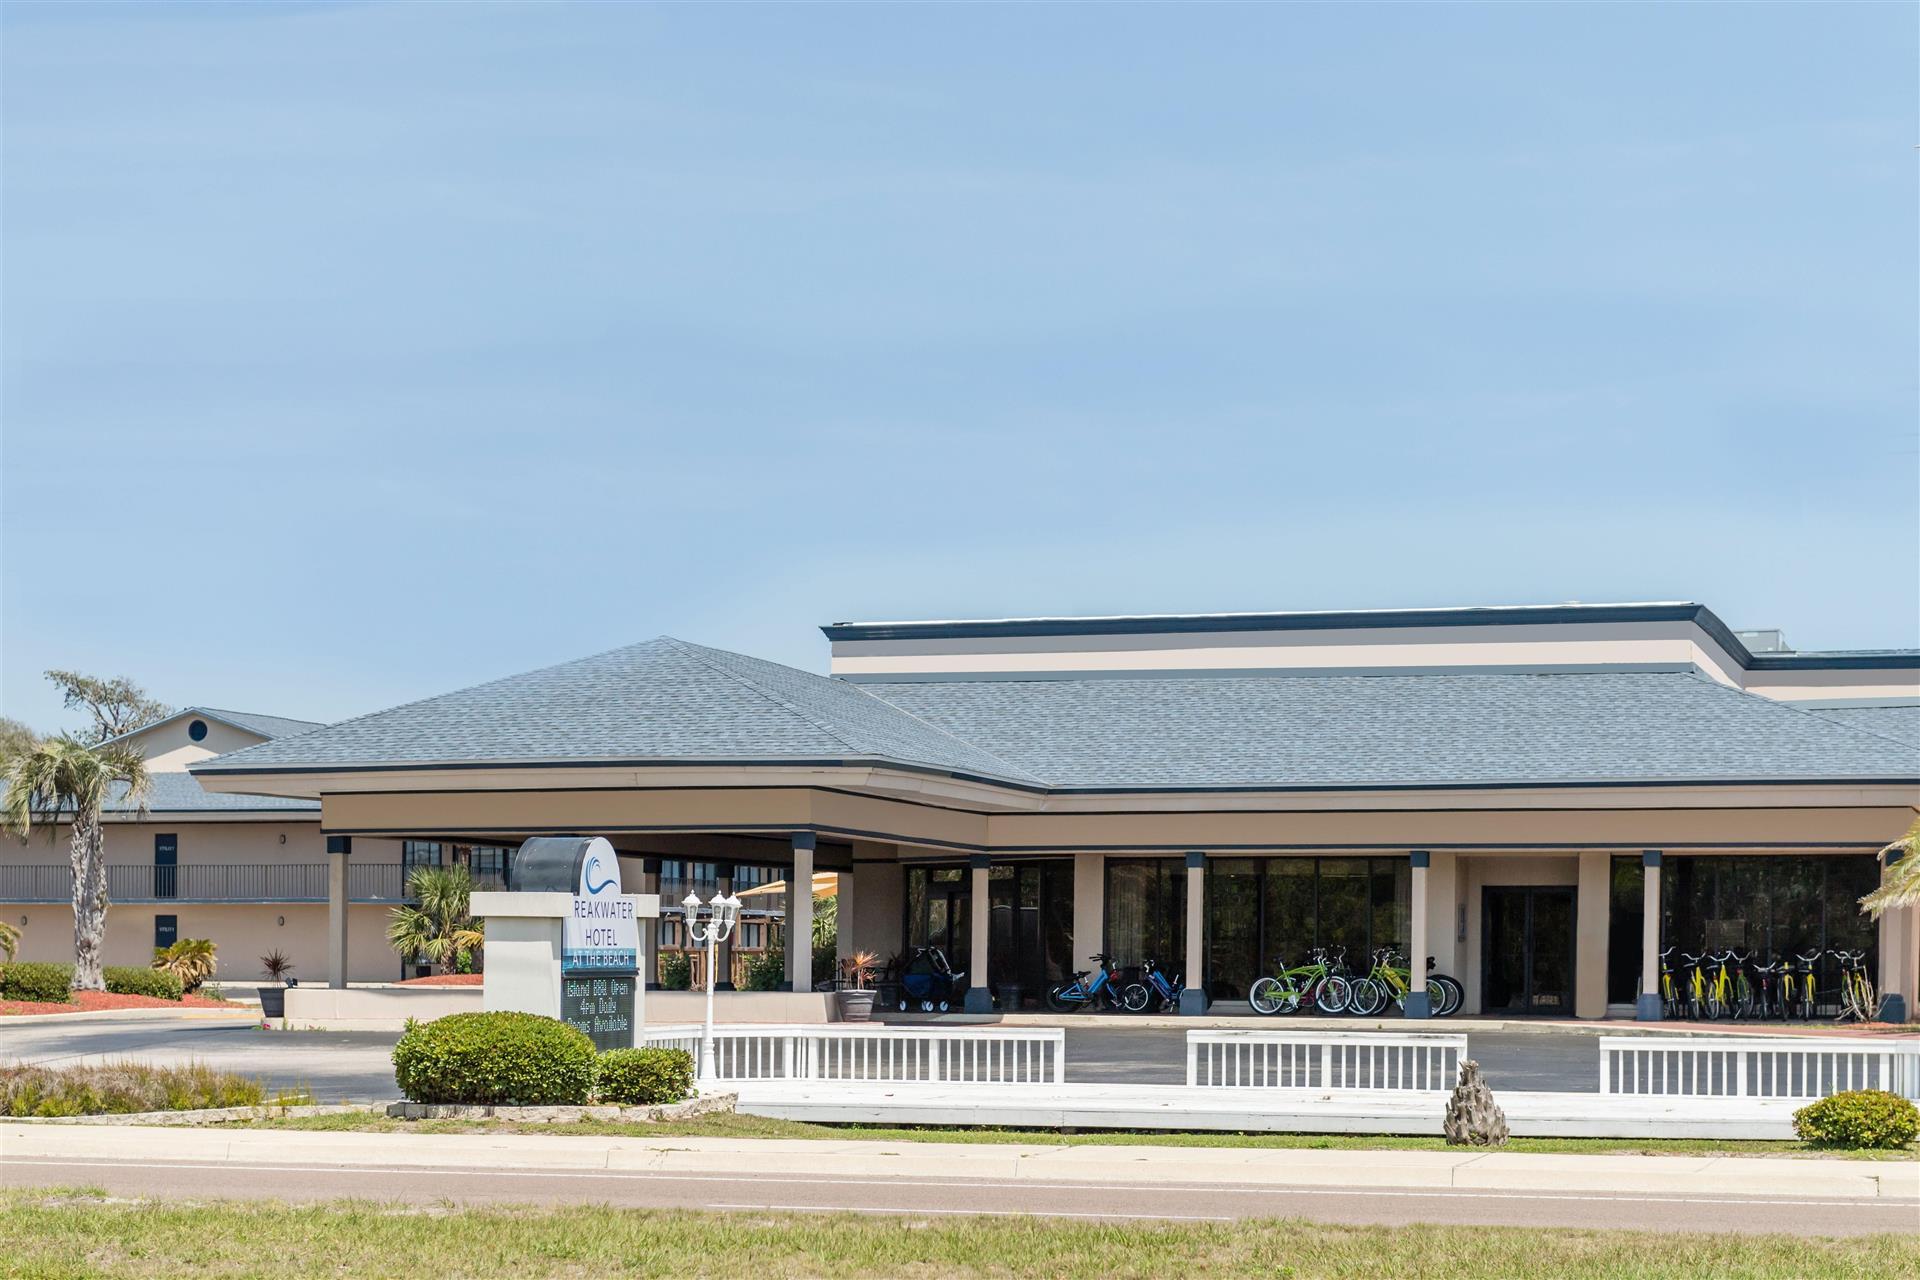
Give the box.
[0,1007,261,1027]
[385,1094,736,1123]
[5,1123,1912,1200]
[5,1103,375,1127]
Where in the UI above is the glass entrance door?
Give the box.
[1481,887,1576,1015]
[986,861,1073,1006]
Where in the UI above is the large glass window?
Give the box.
[1104,859,1186,980]
[1200,856,1412,1000]
[1606,854,1881,1009]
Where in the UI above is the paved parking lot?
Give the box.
[3,1015,1606,1100]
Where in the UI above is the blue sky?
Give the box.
[3,2,1915,733]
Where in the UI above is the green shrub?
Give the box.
[595,1047,695,1105]
[391,1012,596,1105]
[0,961,73,1004]
[1793,1090,1919,1150]
[105,966,183,1000]
[658,952,692,991]
[0,1061,267,1117]
[741,947,785,992]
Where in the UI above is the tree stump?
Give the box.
[1443,1059,1509,1147]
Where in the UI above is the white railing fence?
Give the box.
[1599,1036,1920,1100]
[1186,1030,1466,1091]
[638,1024,1066,1085]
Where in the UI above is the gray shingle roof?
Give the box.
[193,637,1042,785]
[1800,705,1920,750]
[192,708,325,740]
[191,641,1919,793]
[865,671,1920,789]
[104,771,320,813]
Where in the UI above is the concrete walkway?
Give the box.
[5,1122,1913,1200]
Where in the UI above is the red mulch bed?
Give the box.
[397,973,483,986]
[0,989,248,1017]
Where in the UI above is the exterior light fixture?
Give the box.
[682,892,742,1084]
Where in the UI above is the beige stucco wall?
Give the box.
[4,902,402,983]
[119,716,269,774]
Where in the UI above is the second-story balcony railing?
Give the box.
[0,863,507,905]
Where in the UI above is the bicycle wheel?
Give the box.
[1346,978,1386,1017]
[1433,974,1464,1017]
[1120,982,1151,1013]
[1424,978,1447,1014]
[1044,984,1075,1013]
[1732,974,1754,1021]
[1249,976,1298,1016]
[1312,975,1351,1015]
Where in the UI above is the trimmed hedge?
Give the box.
[596,1048,695,1106]
[1793,1090,1919,1150]
[0,962,72,1004]
[391,1012,596,1105]
[106,967,184,1000]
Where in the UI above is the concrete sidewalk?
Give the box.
[5,1123,1914,1201]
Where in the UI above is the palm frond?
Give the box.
[1860,816,1920,917]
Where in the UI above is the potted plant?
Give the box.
[257,949,295,1018]
[835,951,880,1022]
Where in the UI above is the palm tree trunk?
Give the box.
[69,805,108,991]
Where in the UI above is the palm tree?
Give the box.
[386,865,485,974]
[1,734,150,991]
[153,937,218,994]
[1861,816,1920,917]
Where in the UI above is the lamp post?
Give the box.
[682,890,741,1084]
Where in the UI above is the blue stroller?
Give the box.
[895,946,966,1012]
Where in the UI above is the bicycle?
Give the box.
[1248,948,1351,1016]
[1658,947,1688,1020]
[1346,948,1447,1017]
[1045,953,1128,1012]
[1787,950,1821,1021]
[1834,949,1879,1023]
[1123,959,1195,1013]
[1680,950,1710,1020]
[1425,956,1464,1018]
[1750,955,1791,1021]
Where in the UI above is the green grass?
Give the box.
[231,1108,1917,1159]
[5,1188,1913,1279]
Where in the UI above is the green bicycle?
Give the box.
[1248,948,1352,1015]
[1347,947,1448,1017]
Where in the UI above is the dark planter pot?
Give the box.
[835,989,877,1022]
[996,983,1024,1011]
[257,985,286,1018]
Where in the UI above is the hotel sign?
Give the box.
[563,843,640,972]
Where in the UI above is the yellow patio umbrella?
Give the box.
[735,871,839,899]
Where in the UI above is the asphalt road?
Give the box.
[4,1153,1909,1236]
[2,1018,1603,1099]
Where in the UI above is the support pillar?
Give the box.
[1637,849,1663,1020]
[788,833,814,993]
[641,858,662,990]
[326,836,351,989]
[1404,851,1431,1019]
[1179,851,1207,1014]
[965,854,992,1012]
[1880,846,1910,1025]
[714,867,736,991]
[835,868,856,978]
[1575,850,1610,1019]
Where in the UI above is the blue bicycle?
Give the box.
[1124,958,1195,1013]
[1046,953,1128,1012]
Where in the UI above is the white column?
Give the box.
[1879,849,1911,1024]
[326,836,351,989]
[1638,850,1663,1020]
[965,854,992,1012]
[789,834,814,993]
[714,867,736,991]
[1179,852,1206,1014]
[835,869,855,975]
[1575,850,1610,1019]
[1405,851,1430,1018]
[1071,852,1105,970]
